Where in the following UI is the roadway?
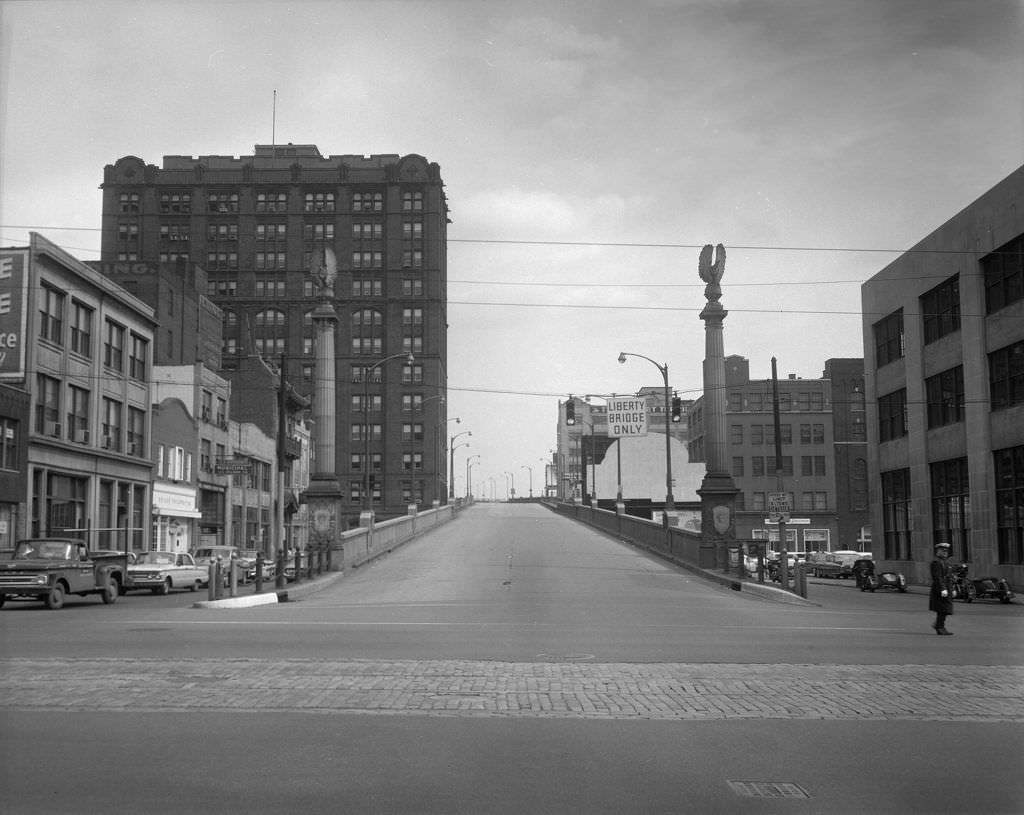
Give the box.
[2,502,1022,814]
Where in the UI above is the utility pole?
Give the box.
[772,357,790,590]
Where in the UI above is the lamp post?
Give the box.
[449,430,472,499]
[466,455,480,499]
[505,470,516,501]
[521,465,533,498]
[362,352,415,516]
[618,351,675,513]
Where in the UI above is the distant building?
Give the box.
[861,163,1024,585]
[688,355,870,554]
[99,145,449,526]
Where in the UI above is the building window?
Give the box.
[101,397,123,452]
[128,333,148,381]
[731,457,744,478]
[209,280,237,297]
[930,457,970,562]
[38,284,65,345]
[994,445,1024,564]
[118,192,140,213]
[67,385,90,443]
[36,375,61,436]
[800,492,828,511]
[256,191,287,212]
[401,364,423,384]
[402,453,423,471]
[401,336,423,354]
[874,309,904,368]
[401,250,423,268]
[402,423,424,442]
[983,235,1024,315]
[921,274,961,344]
[0,417,17,470]
[751,492,766,511]
[352,251,383,269]
[352,191,382,212]
[103,320,125,372]
[305,191,336,212]
[925,366,964,428]
[881,468,912,560]
[751,457,765,477]
[878,389,908,442]
[352,222,382,240]
[989,340,1024,410]
[127,407,145,456]
[353,278,383,297]
[402,191,423,211]
[730,424,743,444]
[403,278,424,297]
[69,301,92,357]
[207,192,239,213]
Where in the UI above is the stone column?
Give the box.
[696,244,740,570]
[302,248,345,568]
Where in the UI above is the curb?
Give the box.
[191,570,346,609]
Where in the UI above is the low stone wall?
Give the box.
[335,503,460,571]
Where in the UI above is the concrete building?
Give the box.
[688,355,870,555]
[1,234,156,550]
[861,163,1024,586]
[555,393,695,518]
[99,145,449,527]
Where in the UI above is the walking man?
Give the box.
[930,542,955,635]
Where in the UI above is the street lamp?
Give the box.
[619,351,675,513]
[449,430,472,499]
[521,465,533,498]
[362,352,414,515]
[467,454,480,499]
[505,470,516,501]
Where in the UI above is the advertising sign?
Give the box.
[606,396,647,437]
[0,250,29,380]
[768,492,791,523]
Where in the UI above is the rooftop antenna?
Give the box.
[272,89,277,150]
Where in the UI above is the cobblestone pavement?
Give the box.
[3,658,1022,721]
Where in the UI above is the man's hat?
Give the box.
[935,542,951,550]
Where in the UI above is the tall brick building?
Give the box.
[99,145,449,526]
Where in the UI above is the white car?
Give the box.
[128,551,207,595]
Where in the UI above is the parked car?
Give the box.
[807,550,871,579]
[239,550,276,582]
[193,545,242,586]
[128,551,207,594]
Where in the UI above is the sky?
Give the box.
[1,0,1022,499]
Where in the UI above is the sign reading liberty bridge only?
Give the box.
[606,397,647,437]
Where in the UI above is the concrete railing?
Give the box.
[545,501,715,571]
[334,502,463,571]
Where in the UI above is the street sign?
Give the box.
[606,397,647,437]
[215,458,252,475]
[768,492,791,523]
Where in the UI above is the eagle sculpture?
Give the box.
[698,243,726,302]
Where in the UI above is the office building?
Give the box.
[861,163,1024,585]
[99,145,449,526]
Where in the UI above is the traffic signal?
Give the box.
[671,395,682,423]
[566,399,576,425]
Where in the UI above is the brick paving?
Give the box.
[3,658,1021,721]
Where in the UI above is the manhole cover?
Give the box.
[728,781,810,799]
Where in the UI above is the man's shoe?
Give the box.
[938,629,953,635]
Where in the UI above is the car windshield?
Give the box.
[137,552,175,566]
[15,541,72,560]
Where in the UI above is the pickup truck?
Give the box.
[0,538,121,609]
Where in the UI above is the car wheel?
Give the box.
[190,580,199,592]
[45,583,65,610]
[157,578,171,596]
[101,580,118,604]
[0,593,6,608]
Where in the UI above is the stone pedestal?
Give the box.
[697,473,740,570]
[303,474,345,567]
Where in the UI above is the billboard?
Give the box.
[0,250,29,380]
[606,396,647,437]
